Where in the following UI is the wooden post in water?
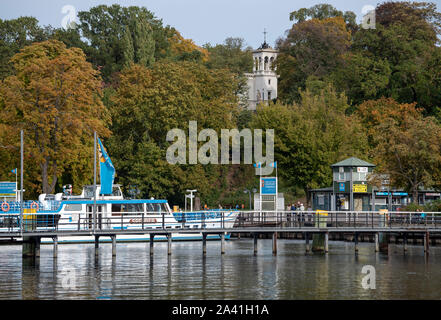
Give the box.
[253,233,258,255]
[403,234,408,253]
[272,232,277,255]
[167,234,172,256]
[305,233,310,253]
[375,233,379,252]
[324,232,329,253]
[111,235,116,257]
[221,233,225,254]
[53,236,58,258]
[354,233,359,253]
[424,232,430,254]
[150,234,155,256]
[202,233,207,255]
[94,236,99,257]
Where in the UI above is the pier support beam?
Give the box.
[221,233,225,255]
[202,233,207,256]
[354,233,359,253]
[312,233,325,252]
[94,236,99,257]
[53,236,58,258]
[324,232,329,253]
[272,232,277,255]
[111,235,116,257]
[375,233,379,252]
[167,234,172,256]
[424,232,430,254]
[150,234,155,256]
[403,234,408,253]
[379,233,389,254]
[253,233,258,256]
[22,236,40,258]
[305,233,310,253]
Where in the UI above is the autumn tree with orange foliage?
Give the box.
[0,40,110,196]
[356,97,441,203]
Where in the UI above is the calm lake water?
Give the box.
[0,239,440,300]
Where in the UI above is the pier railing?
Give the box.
[0,210,440,234]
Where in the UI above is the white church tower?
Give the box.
[244,30,279,110]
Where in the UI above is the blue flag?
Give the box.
[269,161,277,168]
[97,137,115,195]
[253,162,261,168]
[11,168,17,174]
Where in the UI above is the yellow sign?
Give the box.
[353,184,367,193]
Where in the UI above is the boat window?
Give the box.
[64,204,82,211]
[84,186,94,198]
[126,204,143,213]
[112,204,122,216]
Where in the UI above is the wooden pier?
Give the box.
[1,210,441,259]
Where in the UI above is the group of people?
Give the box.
[288,202,305,212]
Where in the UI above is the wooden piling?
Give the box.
[53,236,58,258]
[111,235,116,257]
[403,234,407,253]
[167,234,172,255]
[94,236,99,257]
[272,232,277,255]
[424,232,430,254]
[305,233,310,253]
[354,233,359,253]
[324,232,329,253]
[221,233,225,254]
[375,233,379,252]
[202,233,207,255]
[149,234,154,256]
[253,233,258,255]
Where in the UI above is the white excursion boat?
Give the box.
[0,184,239,244]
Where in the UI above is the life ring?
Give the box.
[30,201,39,210]
[1,202,9,212]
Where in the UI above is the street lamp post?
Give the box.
[244,188,257,210]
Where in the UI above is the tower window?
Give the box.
[268,79,271,85]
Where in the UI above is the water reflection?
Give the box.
[0,239,440,299]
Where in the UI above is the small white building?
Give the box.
[244,41,279,110]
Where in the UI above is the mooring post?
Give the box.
[167,234,172,256]
[221,233,225,254]
[403,234,408,253]
[111,235,116,257]
[35,237,40,258]
[150,234,155,256]
[53,236,58,258]
[324,232,329,253]
[253,233,258,255]
[305,233,310,253]
[94,236,99,257]
[354,233,359,253]
[375,233,379,252]
[202,233,207,255]
[424,232,430,254]
[272,232,278,255]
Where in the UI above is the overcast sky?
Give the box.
[1,0,440,49]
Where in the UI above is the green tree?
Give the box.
[77,4,159,81]
[352,1,441,115]
[276,16,351,104]
[250,84,368,203]
[0,40,110,196]
[108,62,240,204]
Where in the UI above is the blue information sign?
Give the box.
[0,182,16,197]
[339,183,345,192]
[261,177,277,195]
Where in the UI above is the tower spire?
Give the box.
[263,28,267,44]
